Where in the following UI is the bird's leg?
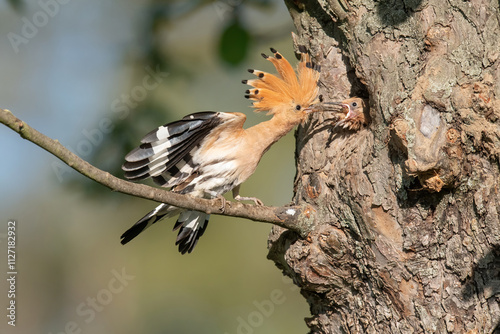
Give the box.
[232,185,264,206]
[205,190,227,213]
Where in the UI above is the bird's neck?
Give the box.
[246,110,302,152]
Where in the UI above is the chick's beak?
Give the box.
[344,106,357,120]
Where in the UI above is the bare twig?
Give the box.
[0,108,314,235]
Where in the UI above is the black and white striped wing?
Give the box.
[122,112,224,187]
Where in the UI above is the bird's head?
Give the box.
[243,47,321,121]
[322,97,369,131]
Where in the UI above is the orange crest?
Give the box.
[243,47,320,114]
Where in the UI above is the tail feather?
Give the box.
[121,206,210,254]
[174,211,210,254]
[120,204,180,245]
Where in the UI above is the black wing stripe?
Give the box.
[162,131,207,171]
[122,158,150,172]
[141,112,216,141]
[123,112,223,181]
[132,135,201,179]
[155,154,197,187]
[123,145,155,163]
[124,165,151,180]
[151,175,167,186]
[128,113,221,167]
[145,122,215,178]
[125,112,219,163]
[141,111,221,143]
[128,137,191,171]
[125,120,206,163]
[141,121,193,144]
[145,133,200,172]
[125,149,196,183]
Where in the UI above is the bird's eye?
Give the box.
[295,105,301,111]
[352,102,358,107]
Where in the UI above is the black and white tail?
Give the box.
[173,210,210,254]
[121,112,234,254]
[120,203,209,254]
[120,204,180,245]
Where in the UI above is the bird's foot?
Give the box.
[217,195,227,213]
[234,195,264,206]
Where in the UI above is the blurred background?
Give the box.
[0,0,310,333]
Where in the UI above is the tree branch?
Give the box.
[0,108,314,236]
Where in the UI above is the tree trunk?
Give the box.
[268,0,500,333]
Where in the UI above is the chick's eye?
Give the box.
[352,102,358,107]
[295,105,301,110]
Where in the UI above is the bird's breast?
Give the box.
[179,131,251,195]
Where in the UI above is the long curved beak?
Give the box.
[313,102,346,112]
[305,102,347,114]
[304,105,329,113]
[323,102,346,108]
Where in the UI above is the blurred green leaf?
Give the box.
[218,19,251,66]
[7,0,24,12]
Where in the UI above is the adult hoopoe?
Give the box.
[120,47,364,254]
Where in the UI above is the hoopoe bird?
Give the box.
[326,97,368,131]
[120,47,366,254]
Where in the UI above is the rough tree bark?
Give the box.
[268,0,500,333]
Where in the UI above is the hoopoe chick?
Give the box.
[120,47,321,254]
[325,97,369,131]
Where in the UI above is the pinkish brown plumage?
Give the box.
[121,47,323,254]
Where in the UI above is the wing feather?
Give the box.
[122,112,224,185]
[129,127,208,181]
